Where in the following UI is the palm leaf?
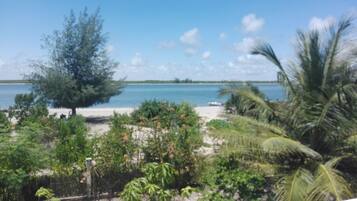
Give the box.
[262,137,321,160]
[322,18,352,89]
[233,115,287,136]
[251,42,296,94]
[306,164,352,201]
[275,168,313,201]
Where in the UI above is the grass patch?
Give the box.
[206,116,280,176]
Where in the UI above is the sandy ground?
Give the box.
[49,106,224,135]
[49,106,224,121]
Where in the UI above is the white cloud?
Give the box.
[158,40,176,49]
[202,51,211,60]
[105,44,115,53]
[219,32,227,40]
[309,16,336,31]
[184,48,197,56]
[0,54,34,80]
[242,14,264,32]
[180,28,199,46]
[226,54,277,79]
[234,37,259,53]
[131,53,145,66]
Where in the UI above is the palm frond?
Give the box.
[233,115,287,136]
[346,134,357,150]
[251,42,296,94]
[220,83,276,120]
[306,164,352,201]
[275,168,313,201]
[322,17,353,89]
[262,137,321,160]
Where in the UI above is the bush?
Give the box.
[120,162,175,201]
[52,116,91,174]
[9,93,48,125]
[143,126,202,187]
[0,135,47,201]
[35,187,60,201]
[207,119,232,130]
[132,100,202,187]
[132,100,199,129]
[0,111,11,134]
[16,116,58,148]
[200,155,266,201]
[93,113,136,173]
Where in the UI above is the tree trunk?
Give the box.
[71,107,77,116]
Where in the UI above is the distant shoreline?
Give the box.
[0,80,278,84]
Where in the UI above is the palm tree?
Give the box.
[221,17,357,200]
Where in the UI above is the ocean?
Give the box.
[0,83,285,109]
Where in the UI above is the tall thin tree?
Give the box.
[30,8,123,115]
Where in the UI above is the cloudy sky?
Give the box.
[0,0,356,81]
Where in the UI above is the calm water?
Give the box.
[0,83,285,108]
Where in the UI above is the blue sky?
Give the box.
[0,0,356,80]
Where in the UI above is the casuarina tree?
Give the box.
[30,8,123,115]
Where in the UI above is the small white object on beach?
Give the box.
[208,101,223,106]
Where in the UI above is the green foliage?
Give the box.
[131,100,202,187]
[53,115,91,173]
[142,162,175,188]
[215,170,265,200]
[120,163,175,201]
[180,186,196,198]
[209,17,357,200]
[8,93,48,125]
[220,83,274,121]
[30,8,123,114]
[131,100,199,129]
[16,118,57,146]
[93,113,135,172]
[0,111,11,134]
[35,187,60,201]
[0,135,47,200]
[199,191,234,201]
[201,155,266,201]
[207,119,232,130]
[143,127,202,187]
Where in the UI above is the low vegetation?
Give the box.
[0,7,356,201]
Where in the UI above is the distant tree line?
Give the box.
[173,78,193,83]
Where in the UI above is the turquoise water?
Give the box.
[0,83,285,108]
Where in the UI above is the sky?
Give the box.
[0,0,356,81]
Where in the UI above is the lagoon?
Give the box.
[0,83,285,109]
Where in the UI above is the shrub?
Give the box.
[142,126,202,188]
[207,119,232,130]
[200,155,266,201]
[35,187,60,201]
[0,111,11,134]
[52,116,91,174]
[120,163,175,201]
[132,100,202,187]
[16,116,58,148]
[93,113,136,173]
[8,93,48,125]
[132,100,199,129]
[0,135,47,201]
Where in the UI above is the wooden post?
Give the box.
[85,157,92,200]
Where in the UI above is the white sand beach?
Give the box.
[49,106,224,121]
[49,106,225,136]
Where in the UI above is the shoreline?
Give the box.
[50,106,225,135]
[49,106,224,122]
